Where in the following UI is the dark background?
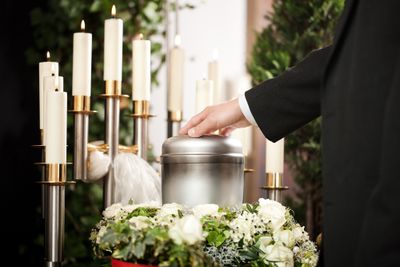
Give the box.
[2,0,46,265]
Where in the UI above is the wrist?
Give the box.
[238,93,258,126]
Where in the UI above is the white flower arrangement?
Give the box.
[91,198,318,267]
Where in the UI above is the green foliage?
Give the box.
[247,0,344,237]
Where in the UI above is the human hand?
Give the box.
[179,98,251,137]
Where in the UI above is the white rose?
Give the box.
[158,203,183,217]
[168,215,204,245]
[274,230,295,248]
[258,236,273,252]
[258,198,287,231]
[192,204,220,218]
[263,243,294,267]
[96,225,108,244]
[128,216,151,230]
[292,225,309,241]
[122,204,137,213]
[102,203,124,218]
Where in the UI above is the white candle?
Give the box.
[265,138,285,173]
[39,52,59,129]
[167,35,185,111]
[195,79,213,114]
[132,34,151,100]
[104,5,123,81]
[43,76,63,144]
[45,89,67,164]
[72,20,92,96]
[231,127,252,157]
[208,50,221,104]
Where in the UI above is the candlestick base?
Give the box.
[102,80,125,208]
[260,172,288,202]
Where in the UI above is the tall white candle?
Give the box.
[73,20,92,96]
[231,127,252,157]
[39,52,59,129]
[43,76,64,143]
[132,34,151,100]
[45,89,67,164]
[167,35,185,111]
[104,5,123,81]
[195,79,213,114]
[265,138,285,173]
[208,50,221,104]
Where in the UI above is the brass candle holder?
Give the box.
[130,100,155,160]
[261,172,288,202]
[167,110,182,137]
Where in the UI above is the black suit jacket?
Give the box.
[245,0,400,266]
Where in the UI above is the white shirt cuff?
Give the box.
[238,93,258,126]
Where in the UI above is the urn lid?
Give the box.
[162,135,243,156]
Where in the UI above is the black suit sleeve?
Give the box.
[245,46,332,142]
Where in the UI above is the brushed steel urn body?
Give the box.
[161,135,244,207]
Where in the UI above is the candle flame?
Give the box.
[138,33,144,40]
[111,5,116,17]
[174,34,181,47]
[46,51,51,61]
[80,20,85,31]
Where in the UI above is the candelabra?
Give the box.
[167,110,182,137]
[261,172,288,202]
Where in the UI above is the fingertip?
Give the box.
[188,128,196,137]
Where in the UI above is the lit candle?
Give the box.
[167,35,185,111]
[195,79,213,114]
[208,50,221,104]
[104,5,123,81]
[45,80,67,164]
[39,52,59,129]
[132,33,151,100]
[72,20,92,96]
[265,138,285,173]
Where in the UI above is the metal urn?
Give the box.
[161,135,244,207]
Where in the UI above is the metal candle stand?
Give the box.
[131,100,155,160]
[99,80,129,208]
[70,95,96,181]
[167,110,182,137]
[261,172,288,202]
[34,157,74,267]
